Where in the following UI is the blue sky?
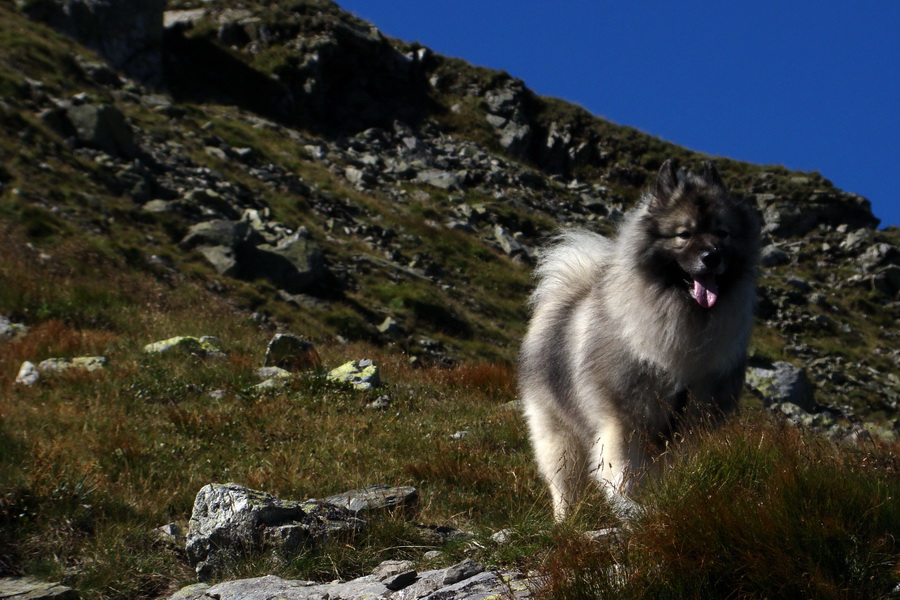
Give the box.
[338,2,899,228]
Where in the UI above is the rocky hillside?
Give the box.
[5,0,897,426]
[2,1,900,598]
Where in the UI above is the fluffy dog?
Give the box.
[519,159,760,519]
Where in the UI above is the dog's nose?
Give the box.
[700,249,720,269]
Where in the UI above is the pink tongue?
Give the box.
[693,276,719,308]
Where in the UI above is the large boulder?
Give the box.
[264,334,321,371]
[18,0,166,86]
[185,483,364,582]
[40,104,139,158]
[249,233,327,294]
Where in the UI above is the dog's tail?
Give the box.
[529,229,611,309]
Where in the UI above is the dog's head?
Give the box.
[640,159,759,308]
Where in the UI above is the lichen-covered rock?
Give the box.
[143,336,226,358]
[38,356,108,373]
[264,334,321,371]
[15,356,108,385]
[327,359,381,390]
[185,483,364,582]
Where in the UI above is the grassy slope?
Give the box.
[1,3,898,599]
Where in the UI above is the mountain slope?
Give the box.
[1,1,899,597]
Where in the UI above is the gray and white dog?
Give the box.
[519,159,759,519]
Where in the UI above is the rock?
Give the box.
[143,336,226,358]
[180,220,263,253]
[493,225,527,259]
[377,316,404,339]
[197,245,240,277]
[746,361,814,411]
[760,244,790,267]
[38,356,108,373]
[167,574,387,600]
[153,522,186,548]
[185,483,364,582]
[249,234,327,294]
[320,484,418,514]
[166,565,534,600]
[327,359,381,390]
[252,366,295,391]
[15,361,40,386]
[0,315,28,339]
[373,560,417,590]
[0,577,78,600]
[264,334,321,371]
[16,356,108,384]
[61,104,139,158]
[415,169,461,191]
[163,8,206,28]
[490,528,513,545]
[19,0,165,85]
[442,558,484,586]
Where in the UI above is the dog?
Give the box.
[519,159,760,520]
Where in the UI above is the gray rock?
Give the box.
[320,484,418,514]
[373,560,418,591]
[442,558,484,586]
[490,528,513,545]
[186,483,364,581]
[496,121,532,158]
[15,361,40,386]
[493,225,527,259]
[197,245,239,277]
[0,577,78,600]
[163,8,206,28]
[0,315,28,339]
[143,336,226,358]
[416,169,461,191]
[746,361,814,411]
[166,566,534,600]
[251,233,327,294]
[760,244,790,267]
[153,522,186,547]
[65,104,139,158]
[167,574,387,600]
[264,334,321,371]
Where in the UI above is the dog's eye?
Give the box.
[675,230,692,240]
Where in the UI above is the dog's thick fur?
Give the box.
[519,159,760,520]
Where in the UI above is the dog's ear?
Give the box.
[701,160,725,191]
[654,159,678,206]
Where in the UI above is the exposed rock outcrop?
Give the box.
[18,0,165,85]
